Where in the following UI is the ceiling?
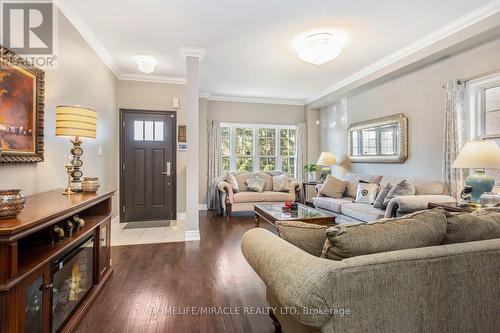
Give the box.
[61,0,495,103]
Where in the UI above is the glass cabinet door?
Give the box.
[25,275,44,333]
[18,265,50,333]
[99,220,110,278]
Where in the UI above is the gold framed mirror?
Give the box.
[348,113,408,163]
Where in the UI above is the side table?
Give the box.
[302,181,322,207]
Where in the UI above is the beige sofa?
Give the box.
[217,172,300,215]
[241,213,500,333]
[313,173,456,223]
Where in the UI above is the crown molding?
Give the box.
[306,0,500,107]
[54,0,120,77]
[119,73,187,85]
[206,94,305,106]
[180,46,206,60]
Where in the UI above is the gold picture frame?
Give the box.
[0,46,45,163]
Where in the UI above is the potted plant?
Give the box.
[303,164,318,182]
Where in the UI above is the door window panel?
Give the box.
[134,121,144,141]
[144,121,154,141]
[154,122,164,141]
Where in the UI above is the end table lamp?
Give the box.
[317,152,337,181]
[55,106,97,193]
[452,140,500,205]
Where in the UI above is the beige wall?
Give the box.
[0,12,119,214]
[319,37,500,181]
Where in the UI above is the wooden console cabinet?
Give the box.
[0,189,116,333]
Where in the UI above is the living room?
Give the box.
[0,1,499,332]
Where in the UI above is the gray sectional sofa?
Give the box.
[313,173,456,223]
[241,208,500,333]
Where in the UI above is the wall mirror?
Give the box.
[348,113,408,163]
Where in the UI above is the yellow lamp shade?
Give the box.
[317,152,337,166]
[55,106,97,139]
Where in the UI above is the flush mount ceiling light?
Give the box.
[294,30,347,65]
[134,55,158,74]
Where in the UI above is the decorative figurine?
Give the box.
[64,220,74,237]
[73,215,85,230]
[459,186,473,206]
[52,225,65,242]
[63,163,75,196]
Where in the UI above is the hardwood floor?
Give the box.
[75,212,278,333]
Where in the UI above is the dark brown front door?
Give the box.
[120,109,176,222]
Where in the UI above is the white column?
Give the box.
[180,47,205,241]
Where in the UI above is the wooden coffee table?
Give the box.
[253,202,336,229]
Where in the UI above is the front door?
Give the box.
[120,109,176,222]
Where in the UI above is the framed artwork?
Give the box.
[0,46,45,163]
[177,125,187,151]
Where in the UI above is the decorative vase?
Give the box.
[307,172,316,182]
[0,189,25,219]
[466,170,495,205]
[81,177,100,192]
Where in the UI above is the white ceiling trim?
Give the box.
[205,94,305,106]
[55,0,120,77]
[119,73,187,85]
[306,0,500,107]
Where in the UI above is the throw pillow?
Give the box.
[354,182,379,204]
[276,221,329,257]
[343,174,383,198]
[224,172,239,192]
[273,173,291,192]
[444,210,500,244]
[319,176,349,199]
[374,183,392,209]
[233,172,253,192]
[246,176,266,192]
[321,208,448,261]
[383,179,416,207]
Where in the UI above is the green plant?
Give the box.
[303,163,318,173]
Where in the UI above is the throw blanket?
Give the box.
[207,171,292,214]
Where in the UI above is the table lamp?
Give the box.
[452,140,500,205]
[317,152,337,181]
[55,106,97,193]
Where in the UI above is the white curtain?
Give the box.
[295,123,307,182]
[207,120,222,211]
[442,80,468,197]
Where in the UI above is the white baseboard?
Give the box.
[185,230,200,241]
[198,204,208,211]
[177,212,186,220]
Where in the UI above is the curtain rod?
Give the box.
[442,68,500,88]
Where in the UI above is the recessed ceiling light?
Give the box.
[294,30,347,65]
[134,55,158,74]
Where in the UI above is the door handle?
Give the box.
[162,162,171,176]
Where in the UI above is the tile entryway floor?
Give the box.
[111,218,186,246]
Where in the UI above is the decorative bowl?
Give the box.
[0,189,25,219]
[82,177,100,192]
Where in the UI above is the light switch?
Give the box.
[98,146,103,155]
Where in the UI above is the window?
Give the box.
[220,123,297,177]
[485,86,500,136]
[361,128,377,155]
[133,120,164,141]
[258,128,276,171]
[467,75,500,185]
[280,129,296,176]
